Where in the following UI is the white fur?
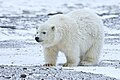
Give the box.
[36,9,104,67]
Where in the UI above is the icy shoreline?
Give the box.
[0,0,120,79]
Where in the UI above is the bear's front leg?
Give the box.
[43,47,58,67]
[63,46,80,67]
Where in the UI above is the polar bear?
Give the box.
[35,9,104,67]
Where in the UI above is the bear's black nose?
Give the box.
[35,37,40,42]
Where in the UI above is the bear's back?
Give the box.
[67,9,103,38]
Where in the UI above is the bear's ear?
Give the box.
[51,26,55,31]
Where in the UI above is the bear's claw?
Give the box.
[63,63,68,67]
[63,63,79,67]
[43,64,54,66]
[80,61,96,66]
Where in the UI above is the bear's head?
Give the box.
[35,14,72,47]
[35,24,55,47]
[35,22,63,47]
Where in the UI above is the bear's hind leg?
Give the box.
[81,41,103,66]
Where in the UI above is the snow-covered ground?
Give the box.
[0,0,120,80]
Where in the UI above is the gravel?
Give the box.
[0,65,118,80]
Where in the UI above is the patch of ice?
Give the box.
[63,67,120,79]
[0,46,44,65]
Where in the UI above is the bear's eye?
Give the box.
[36,32,38,34]
[42,32,46,34]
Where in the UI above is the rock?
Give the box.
[20,74,27,78]
[23,67,27,70]
[4,76,11,79]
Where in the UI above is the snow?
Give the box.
[63,67,120,79]
[0,0,120,16]
[0,0,120,79]
[0,28,34,41]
